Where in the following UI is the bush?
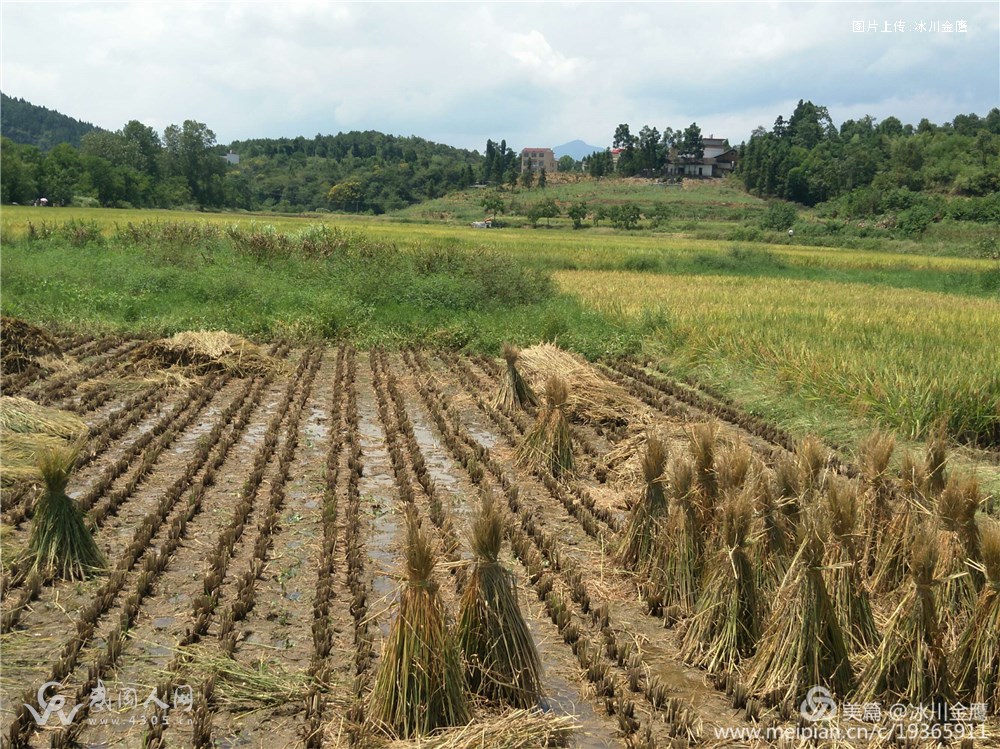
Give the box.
[759,201,797,231]
[609,203,641,230]
[896,205,934,236]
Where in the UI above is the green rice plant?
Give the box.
[824,479,879,650]
[858,525,954,709]
[953,520,1000,707]
[368,508,469,738]
[514,376,574,478]
[747,515,853,705]
[26,446,106,579]
[680,495,760,672]
[617,435,669,571]
[494,343,538,413]
[458,490,542,708]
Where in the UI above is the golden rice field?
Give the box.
[556,270,1000,449]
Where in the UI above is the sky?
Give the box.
[1,1,998,153]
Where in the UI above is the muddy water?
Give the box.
[355,364,404,634]
[528,617,618,749]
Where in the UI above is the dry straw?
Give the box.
[0,316,61,374]
[857,430,896,575]
[26,445,106,579]
[931,474,982,620]
[953,520,1000,707]
[514,375,574,479]
[368,508,469,738]
[680,494,760,672]
[133,330,277,377]
[824,479,879,650]
[617,435,669,571]
[747,515,853,705]
[858,525,953,708]
[1,396,87,484]
[382,708,575,749]
[494,343,538,413]
[517,343,637,425]
[458,490,542,708]
[653,458,703,616]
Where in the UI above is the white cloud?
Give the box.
[1,1,996,151]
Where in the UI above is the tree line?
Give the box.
[737,100,1000,208]
[1,113,482,213]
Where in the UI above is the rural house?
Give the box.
[520,147,556,173]
[666,135,738,178]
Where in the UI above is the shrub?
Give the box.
[896,205,934,236]
[759,201,797,231]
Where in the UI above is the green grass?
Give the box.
[0,221,638,358]
[2,185,997,466]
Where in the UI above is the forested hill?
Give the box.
[738,100,1000,206]
[226,131,482,213]
[1,93,103,150]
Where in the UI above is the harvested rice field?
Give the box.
[1,326,998,748]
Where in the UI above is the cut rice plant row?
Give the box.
[145,348,323,747]
[0,371,232,628]
[49,360,287,749]
[4,357,281,747]
[433,352,617,541]
[400,350,716,745]
[306,345,352,747]
[3,330,999,748]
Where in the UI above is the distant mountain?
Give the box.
[1,93,103,150]
[553,139,605,161]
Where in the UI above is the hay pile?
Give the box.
[0,317,61,375]
[132,331,277,377]
[518,343,638,426]
[1,396,87,484]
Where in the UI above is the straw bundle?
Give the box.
[680,496,760,672]
[652,459,703,616]
[747,516,853,705]
[795,436,829,501]
[132,330,277,376]
[368,509,469,738]
[953,520,1000,707]
[870,456,926,595]
[517,343,637,425]
[923,431,949,496]
[858,525,953,708]
[458,491,542,708]
[617,435,669,571]
[514,376,574,479]
[931,475,982,617]
[752,470,796,595]
[0,316,61,375]
[824,479,878,650]
[26,446,106,579]
[494,344,538,413]
[857,430,896,575]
